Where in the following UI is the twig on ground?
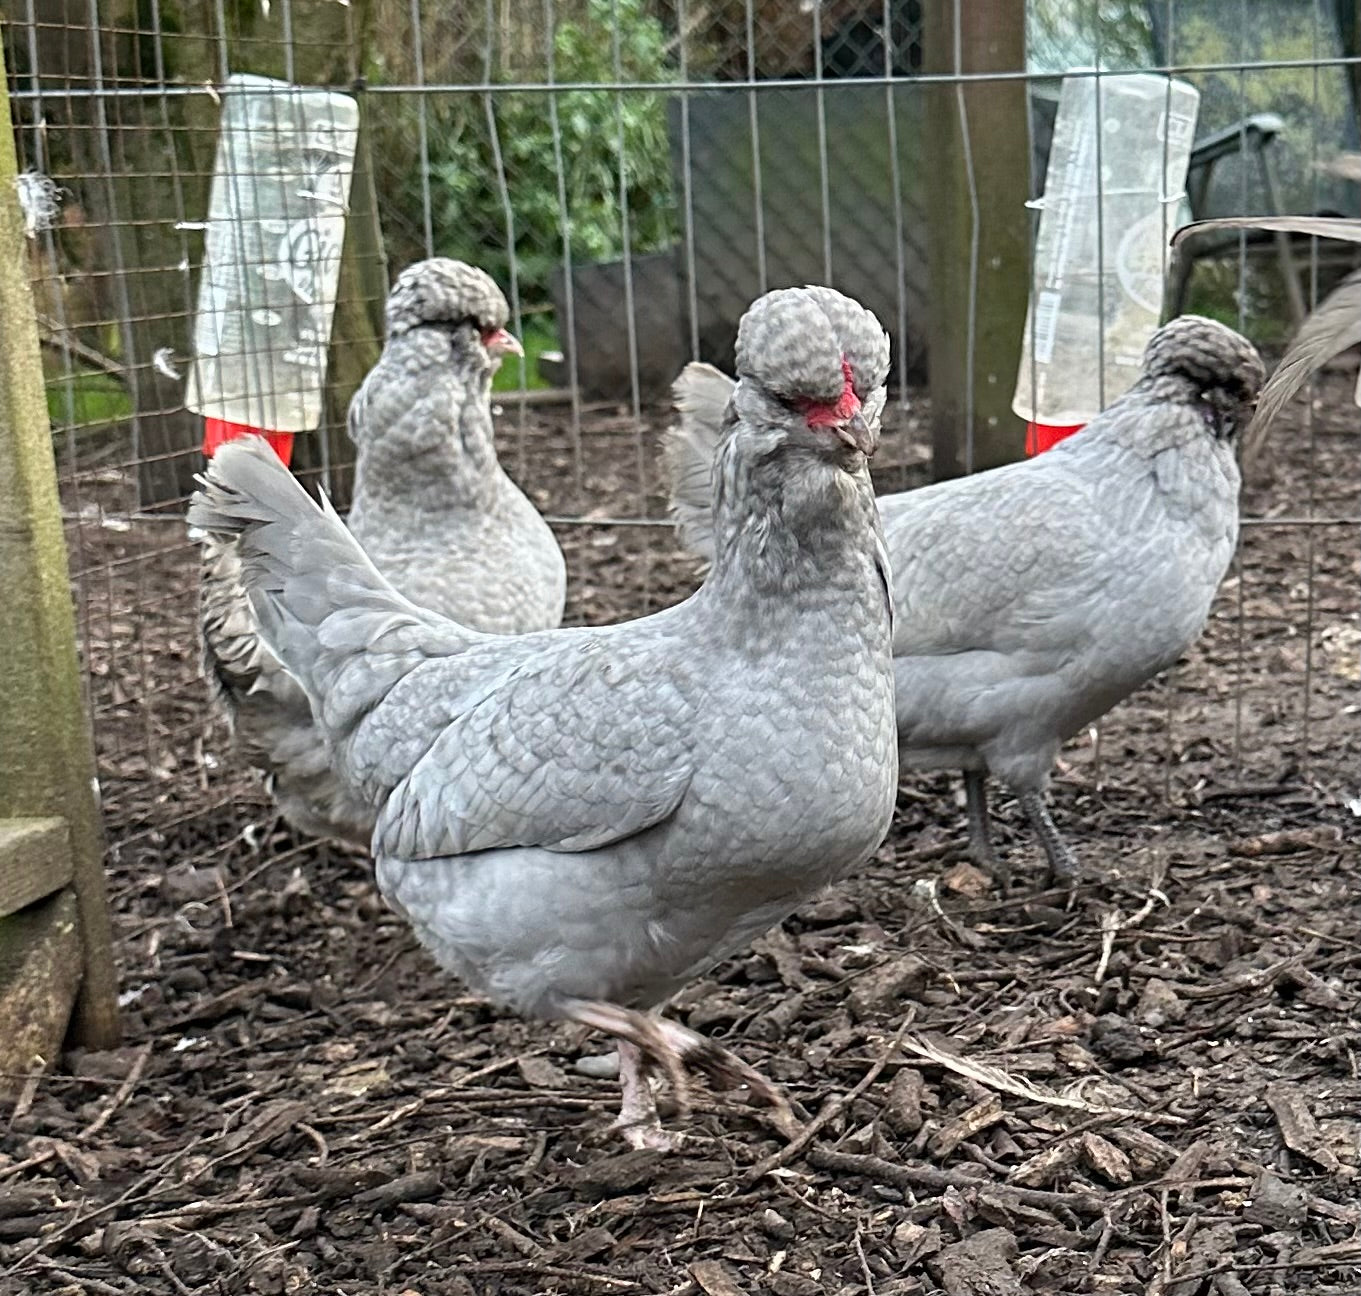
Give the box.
[1175,941,1318,1001]
[743,1015,913,1183]
[805,1147,1110,1216]
[1095,856,1169,983]
[77,1041,153,1142]
[1,1137,207,1277]
[853,1223,877,1296]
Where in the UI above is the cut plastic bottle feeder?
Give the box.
[188,74,358,474]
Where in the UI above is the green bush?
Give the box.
[426,0,678,307]
[45,365,132,431]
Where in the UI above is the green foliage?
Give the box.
[1184,258,1291,346]
[1172,8,1358,220]
[424,0,678,307]
[1027,0,1154,73]
[45,366,132,431]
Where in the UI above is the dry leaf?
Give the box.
[1009,1139,1080,1187]
[690,1259,749,1296]
[1228,826,1344,857]
[1266,1082,1341,1174]
[901,1032,1181,1123]
[940,860,993,898]
[323,1060,390,1098]
[929,1095,1004,1159]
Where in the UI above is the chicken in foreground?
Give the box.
[188,286,899,1148]
[196,259,565,846]
[663,316,1264,886]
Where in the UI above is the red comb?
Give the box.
[802,357,862,428]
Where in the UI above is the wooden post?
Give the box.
[922,0,1031,478]
[0,54,120,1054]
[1343,1,1361,139]
[295,112,389,510]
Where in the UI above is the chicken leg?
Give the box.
[564,999,799,1147]
[1019,790,1080,884]
[613,1040,672,1150]
[964,771,1006,887]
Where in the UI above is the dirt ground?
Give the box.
[2,372,1359,1296]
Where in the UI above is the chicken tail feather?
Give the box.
[661,362,735,570]
[188,436,462,754]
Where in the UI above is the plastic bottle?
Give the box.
[186,74,359,464]
[1014,72,1200,451]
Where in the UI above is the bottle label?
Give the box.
[1033,289,1063,365]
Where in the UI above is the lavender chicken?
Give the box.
[664,316,1265,885]
[197,259,564,846]
[188,285,899,1148]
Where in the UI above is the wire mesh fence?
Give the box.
[3,0,1358,864]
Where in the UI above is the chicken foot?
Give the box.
[1019,790,1080,884]
[564,998,798,1148]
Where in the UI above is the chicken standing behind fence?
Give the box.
[196,259,564,847]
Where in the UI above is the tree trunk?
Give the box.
[23,0,385,506]
[922,0,1030,478]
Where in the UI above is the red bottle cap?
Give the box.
[1025,421,1085,456]
[202,417,295,467]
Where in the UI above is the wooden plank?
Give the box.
[0,818,72,919]
[922,0,1031,478]
[0,889,83,1099]
[0,51,119,1049]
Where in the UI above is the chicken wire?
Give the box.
[3,0,1358,861]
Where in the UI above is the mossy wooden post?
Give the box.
[922,0,1030,478]
[295,111,389,510]
[0,55,120,1064]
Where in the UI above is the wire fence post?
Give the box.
[922,0,1031,478]
[0,55,120,1067]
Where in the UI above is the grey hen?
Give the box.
[663,316,1264,885]
[346,258,565,631]
[188,286,899,1147]
[197,259,564,846]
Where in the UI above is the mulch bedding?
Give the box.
[1,374,1358,1296]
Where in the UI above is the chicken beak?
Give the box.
[484,327,524,358]
[834,410,875,457]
